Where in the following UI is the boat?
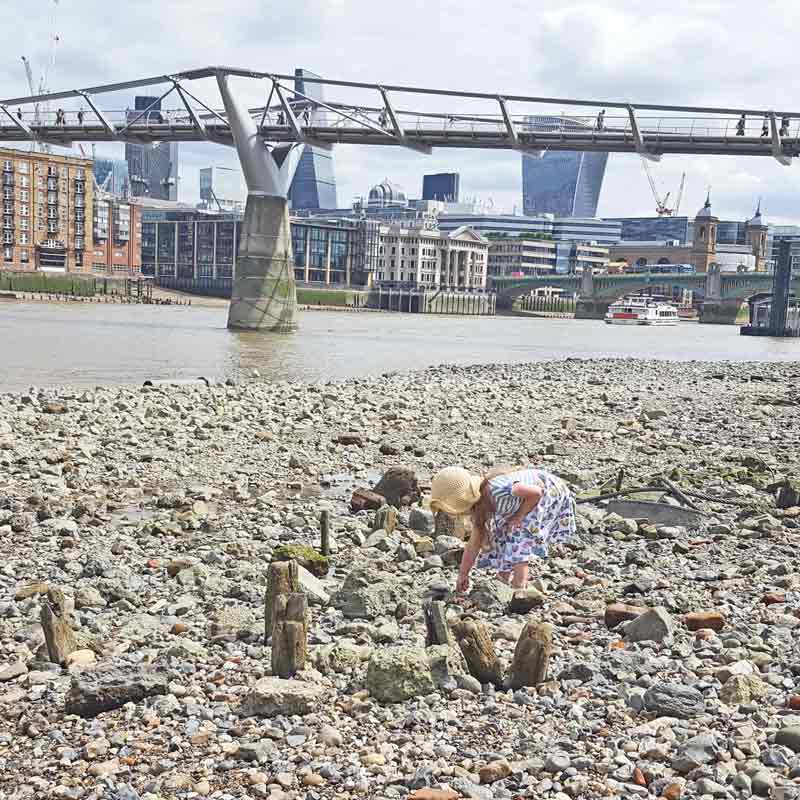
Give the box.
[604,295,679,326]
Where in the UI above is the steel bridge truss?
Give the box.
[0,65,798,165]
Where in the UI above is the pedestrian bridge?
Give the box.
[0,65,798,165]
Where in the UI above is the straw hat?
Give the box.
[429,466,482,516]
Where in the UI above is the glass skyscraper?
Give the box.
[521,116,608,218]
[93,158,129,198]
[125,96,179,202]
[288,69,338,210]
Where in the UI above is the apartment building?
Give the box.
[1,147,93,272]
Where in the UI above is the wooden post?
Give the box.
[320,510,331,556]
[264,561,300,643]
[271,592,308,678]
[41,588,77,665]
[509,621,553,689]
[452,619,503,686]
[423,600,451,646]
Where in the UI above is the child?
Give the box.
[429,465,576,591]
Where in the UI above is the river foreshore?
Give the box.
[2,358,800,799]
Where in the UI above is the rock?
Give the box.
[331,565,399,620]
[672,734,721,774]
[0,662,27,682]
[350,487,386,512]
[373,467,421,507]
[42,401,68,414]
[479,759,511,784]
[336,433,363,446]
[469,581,514,613]
[624,606,674,643]
[65,649,96,668]
[720,674,769,705]
[427,644,469,690]
[272,544,330,578]
[409,507,434,533]
[751,770,775,796]
[296,564,330,606]
[319,725,343,747]
[508,588,546,614]
[604,602,648,629]
[238,677,326,717]
[366,647,436,703]
[684,611,725,631]
[775,726,800,752]
[65,663,168,717]
[74,586,106,609]
[544,752,571,772]
[763,592,787,605]
[776,479,800,509]
[643,683,705,718]
[14,581,50,601]
[409,790,461,800]
[715,660,755,684]
[372,505,399,534]
[364,530,400,552]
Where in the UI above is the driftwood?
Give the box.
[264,561,300,642]
[452,618,502,686]
[423,600,451,646]
[271,592,308,678]
[577,485,745,507]
[509,621,552,689]
[41,588,77,665]
[658,476,700,511]
[320,510,331,556]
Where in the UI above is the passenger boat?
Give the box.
[604,295,679,326]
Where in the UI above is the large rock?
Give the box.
[373,467,421,508]
[775,726,800,753]
[272,544,330,578]
[604,602,648,629]
[508,588,546,614]
[65,663,168,717]
[624,606,674,644]
[672,734,721,774]
[350,487,385,512]
[469,581,514,614]
[720,674,769,705]
[238,677,326,717]
[366,647,436,703]
[643,683,705,718]
[331,565,399,620]
[427,644,469,691]
[409,507,434,533]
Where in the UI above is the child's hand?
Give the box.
[456,574,470,593]
[507,511,527,531]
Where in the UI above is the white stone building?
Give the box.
[375,224,488,288]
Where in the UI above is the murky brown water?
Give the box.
[1,301,798,392]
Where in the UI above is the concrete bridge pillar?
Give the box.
[216,73,300,332]
[699,264,742,325]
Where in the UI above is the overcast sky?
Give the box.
[3,0,800,223]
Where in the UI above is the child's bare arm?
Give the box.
[456,527,483,592]
[507,483,543,529]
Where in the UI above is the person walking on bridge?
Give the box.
[736,114,746,136]
[761,117,769,137]
[596,109,605,131]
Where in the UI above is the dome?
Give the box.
[367,179,407,208]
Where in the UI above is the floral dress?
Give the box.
[478,468,576,573]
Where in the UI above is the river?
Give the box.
[1,301,798,391]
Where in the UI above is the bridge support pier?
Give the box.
[699,299,745,325]
[216,72,300,332]
[575,298,609,320]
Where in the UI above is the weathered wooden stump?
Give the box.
[509,620,553,689]
[271,592,308,678]
[423,600,451,646]
[452,618,502,686]
[320,510,331,556]
[264,561,300,642]
[41,588,77,665]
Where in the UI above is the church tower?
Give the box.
[745,201,769,272]
[691,193,718,273]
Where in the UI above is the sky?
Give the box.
[3,0,800,223]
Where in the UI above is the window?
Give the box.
[75,252,83,267]
[48,222,57,233]
[19,219,28,231]
[3,203,11,214]
[17,161,28,174]
[20,206,28,217]
[3,246,11,262]
[2,160,11,172]
[19,232,28,244]
[20,190,28,202]
[3,231,12,244]
[19,176,28,188]
[20,249,28,262]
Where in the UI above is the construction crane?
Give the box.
[21,0,61,152]
[641,159,686,217]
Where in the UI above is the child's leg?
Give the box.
[511,563,529,589]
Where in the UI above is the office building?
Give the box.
[1,147,93,273]
[93,158,129,198]
[199,166,245,213]
[90,198,142,275]
[608,216,693,244]
[126,96,179,201]
[521,116,609,217]
[374,224,488,289]
[487,238,609,277]
[422,172,460,202]
[438,213,621,245]
[288,69,338,210]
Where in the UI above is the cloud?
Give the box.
[2,0,798,223]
